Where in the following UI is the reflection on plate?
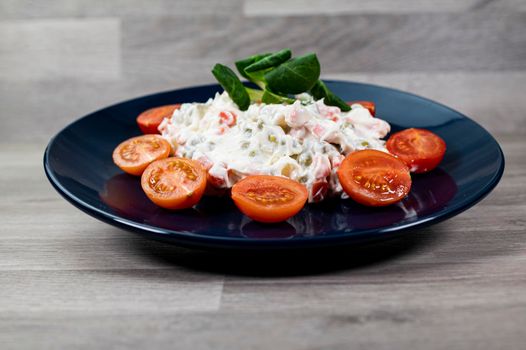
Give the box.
[44,81,504,249]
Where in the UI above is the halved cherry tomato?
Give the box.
[137,104,181,134]
[386,128,446,173]
[347,101,376,116]
[112,135,171,176]
[231,175,308,223]
[337,150,411,206]
[141,157,207,210]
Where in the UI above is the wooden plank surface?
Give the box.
[244,0,483,15]
[0,1,525,349]
[0,19,121,81]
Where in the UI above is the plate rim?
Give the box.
[43,80,506,249]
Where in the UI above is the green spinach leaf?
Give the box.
[245,49,292,73]
[212,63,250,111]
[262,89,295,104]
[310,80,351,111]
[246,87,264,103]
[264,53,320,94]
[235,53,272,81]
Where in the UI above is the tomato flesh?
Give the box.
[137,104,181,134]
[112,135,171,176]
[386,128,446,173]
[231,175,308,223]
[141,157,206,210]
[347,101,375,116]
[337,150,411,206]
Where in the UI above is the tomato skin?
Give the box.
[141,157,206,210]
[137,104,181,134]
[231,175,308,223]
[386,128,446,173]
[112,135,171,176]
[347,101,375,116]
[337,150,411,207]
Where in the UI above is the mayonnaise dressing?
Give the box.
[159,92,390,202]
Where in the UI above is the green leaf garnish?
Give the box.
[310,80,351,111]
[245,49,292,73]
[264,53,320,94]
[212,50,349,111]
[212,63,250,111]
[262,89,295,104]
[235,53,272,81]
[246,87,264,103]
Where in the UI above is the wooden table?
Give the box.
[1,1,525,349]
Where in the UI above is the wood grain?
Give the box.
[0,0,244,19]
[1,307,525,350]
[244,0,482,16]
[1,1,525,349]
[0,19,121,81]
[121,12,526,72]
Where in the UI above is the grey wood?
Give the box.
[244,0,482,16]
[0,0,244,19]
[0,18,121,81]
[121,12,526,72]
[1,307,525,350]
[1,1,525,349]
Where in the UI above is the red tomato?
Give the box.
[231,175,308,223]
[136,104,181,134]
[347,101,375,116]
[337,150,411,206]
[112,135,171,176]
[386,128,446,173]
[141,157,207,210]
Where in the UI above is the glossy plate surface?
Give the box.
[44,81,504,249]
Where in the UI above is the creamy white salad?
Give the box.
[159,92,390,202]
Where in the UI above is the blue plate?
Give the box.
[44,81,504,250]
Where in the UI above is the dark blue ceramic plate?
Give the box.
[44,81,504,250]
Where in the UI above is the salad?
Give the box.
[112,49,446,223]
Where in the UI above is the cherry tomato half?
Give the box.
[137,104,181,134]
[231,175,308,223]
[112,135,171,176]
[337,150,411,206]
[141,157,207,210]
[386,128,446,173]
